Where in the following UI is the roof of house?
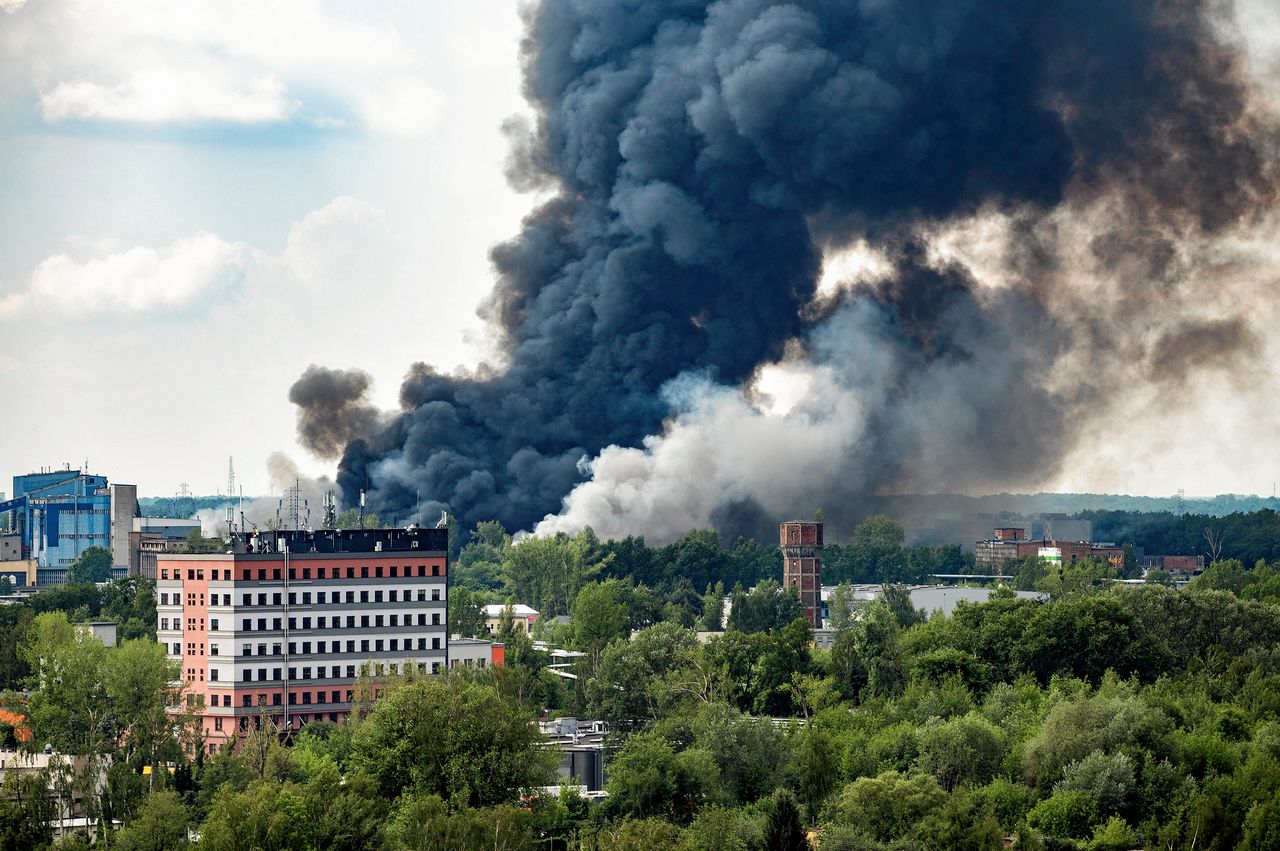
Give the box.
[482,604,539,618]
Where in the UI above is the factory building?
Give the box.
[781,520,823,627]
[156,527,454,753]
[975,526,1125,572]
[0,469,126,585]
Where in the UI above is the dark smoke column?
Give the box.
[299,0,1274,536]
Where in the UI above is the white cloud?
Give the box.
[27,233,249,314]
[41,69,295,124]
[11,0,445,134]
[0,0,26,14]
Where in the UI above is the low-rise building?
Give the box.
[482,603,539,635]
[1141,554,1205,575]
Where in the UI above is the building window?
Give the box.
[302,642,311,654]
[273,694,281,705]
[317,691,326,704]
[374,590,382,603]
[273,619,281,630]
[288,642,296,655]
[288,618,296,630]
[317,592,326,604]
[243,695,252,707]
[346,567,354,579]
[288,693,296,705]
[360,640,369,653]
[417,590,426,602]
[273,668,281,680]
[289,667,297,679]
[317,665,326,678]
[346,666,355,679]
[242,669,251,682]
[273,593,281,605]
[210,619,219,631]
[242,594,251,606]
[161,570,168,580]
[302,593,311,605]
[257,619,266,631]
[375,616,383,628]
[361,567,369,578]
[390,615,398,627]
[375,640,384,652]
[214,716,222,731]
[418,614,426,626]
[288,593,296,605]
[303,667,312,679]
[431,589,440,601]
[210,669,218,681]
[389,590,397,602]
[390,639,398,652]
[302,618,311,629]
[273,569,281,580]
[242,645,251,656]
[161,618,169,630]
[210,644,219,656]
[346,591,355,604]
[259,668,266,681]
[317,617,326,629]
[346,641,355,653]
[390,566,398,578]
[360,591,369,604]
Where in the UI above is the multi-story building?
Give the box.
[0,469,114,584]
[156,527,450,753]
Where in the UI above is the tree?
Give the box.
[1054,751,1135,817]
[699,582,726,631]
[68,546,113,583]
[571,580,629,660]
[384,794,533,851]
[352,677,554,806]
[1026,790,1096,839]
[0,769,56,850]
[826,772,947,843]
[851,516,907,583]
[447,588,486,639]
[1204,525,1226,562]
[761,788,807,851]
[913,714,1005,792]
[112,790,190,851]
[826,582,858,632]
[336,509,382,530]
[500,531,611,617]
[107,639,182,775]
[605,732,719,823]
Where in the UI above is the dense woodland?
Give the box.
[6,514,1280,848]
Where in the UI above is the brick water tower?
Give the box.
[780,520,823,627]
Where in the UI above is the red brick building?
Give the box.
[780,521,823,627]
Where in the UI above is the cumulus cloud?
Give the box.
[26,233,250,314]
[1,195,395,321]
[41,70,295,124]
[11,0,443,134]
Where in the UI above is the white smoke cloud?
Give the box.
[197,452,335,535]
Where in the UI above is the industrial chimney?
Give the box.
[780,520,823,628]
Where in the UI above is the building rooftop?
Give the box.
[229,527,448,555]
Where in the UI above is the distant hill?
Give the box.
[880,492,1280,519]
[139,495,242,518]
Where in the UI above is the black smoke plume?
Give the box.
[292,0,1277,540]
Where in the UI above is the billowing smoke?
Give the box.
[289,366,385,460]
[294,0,1280,543]
[197,453,336,535]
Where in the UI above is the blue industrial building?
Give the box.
[0,469,112,585]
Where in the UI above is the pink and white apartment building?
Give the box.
[157,527,454,752]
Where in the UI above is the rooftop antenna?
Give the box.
[358,490,366,528]
[277,478,309,531]
[227,457,235,503]
[322,490,337,529]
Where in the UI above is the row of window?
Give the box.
[239,657,459,683]
[161,563,444,582]
[159,587,443,608]
[241,636,443,656]
[238,612,442,632]
[170,634,443,658]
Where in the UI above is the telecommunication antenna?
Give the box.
[276,479,310,530]
[322,490,337,528]
[226,457,235,502]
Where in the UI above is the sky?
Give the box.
[2,0,1280,507]
[0,1,533,497]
